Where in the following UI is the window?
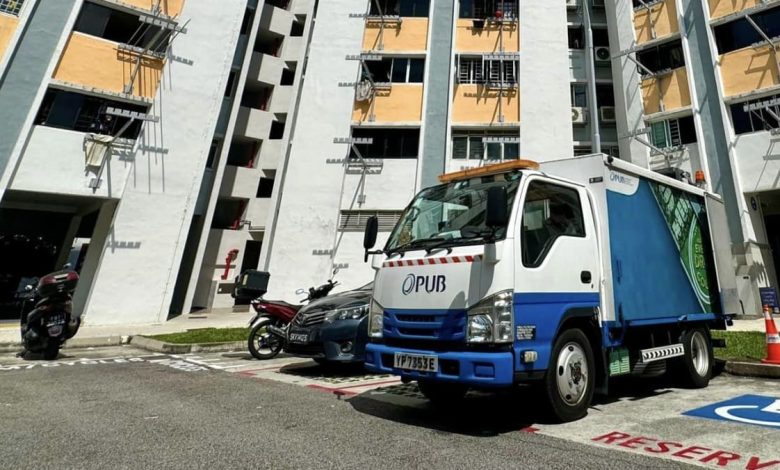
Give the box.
[714,6,780,55]
[635,40,685,76]
[0,0,25,16]
[290,17,305,37]
[452,130,519,160]
[339,210,403,232]
[730,93,780,135]
[593,28,610,48]
[457,57,518,85]
[571,83,587,107]
[459,0,517,19]
[240,7,255,35]
[280,67,295,86]
[270,120,286,139]
[35,89,148,139]
[256,177,274,198]
[363,57,425,84]
[225,71,237,98]
[369,0,429,17]
[568,27,584,49]
[350,128,420,159]
[206,139,222,169]
[74,2,171,53]
[596,83,616,107]
[649,115,697,148]
[521,181,585,268]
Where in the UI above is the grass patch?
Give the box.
[147,328,250,345]
[712,330,766,362]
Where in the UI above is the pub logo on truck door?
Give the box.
[402,274,446,295]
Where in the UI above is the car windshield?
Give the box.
[385,172,522,252]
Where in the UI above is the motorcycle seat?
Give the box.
[259,300,299,309]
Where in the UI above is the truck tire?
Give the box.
[543,328,595,422]
[674,327,713,388]
[417,380,467,405]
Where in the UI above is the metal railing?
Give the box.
[0,0,24,16]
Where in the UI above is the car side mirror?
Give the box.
[363,216,379,262]
[485,186,509,228]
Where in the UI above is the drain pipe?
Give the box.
[583,0,601,154]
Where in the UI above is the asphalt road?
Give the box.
[0,347,694,470]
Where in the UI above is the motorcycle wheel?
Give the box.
[43,342,60,360]
[248,317,283,360]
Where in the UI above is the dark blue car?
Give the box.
[284,282,372,363]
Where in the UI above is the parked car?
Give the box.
[284,282,373,364]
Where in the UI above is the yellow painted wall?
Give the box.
[451,84,519,124]
[0,13,19,63]
[353,84,424,122]
[708,0,763,20]
[363,18,428,52]
[455,19,519,52]
[122,0,185,17]
[641,67,691,114]
[53,32,164,99]
[720,45,780,97]
[633,0,678,44]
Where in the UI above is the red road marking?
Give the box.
[335,378,402,390]
[521,426,540,433]
[306,384,358,396]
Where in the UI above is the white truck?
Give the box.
[361,154,737,422]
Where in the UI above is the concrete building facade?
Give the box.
[1,0,777,324]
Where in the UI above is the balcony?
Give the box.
[633,0,679,44]
[641,67,691,115]
[719,45,780,98]
[259,139,283,170]
[281,36,304,61]
[455,19,519,53]
[260,3,294,38]
[363,18,429,52]
[269,85,293,113]
[451,84,520,124]
[235,106,273,141]
[248,51,284,86]
[220,165,260,199]
[352,84,424,123]
[53,32,163,99]
[708,0,766,21]
[246,198,272,231]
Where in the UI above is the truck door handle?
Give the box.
[580,271,592,284]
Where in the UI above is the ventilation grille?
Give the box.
[0,0,24,16]
[338,210,403,232]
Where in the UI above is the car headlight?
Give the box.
[323,303,370,324]
[367,299,383,338]
[467,290,514,344]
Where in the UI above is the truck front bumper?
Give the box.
[364,343,514,387]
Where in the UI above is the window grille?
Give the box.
[339,210,403,232]
[0,0,24,16]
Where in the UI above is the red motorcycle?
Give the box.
[242,272,337,360]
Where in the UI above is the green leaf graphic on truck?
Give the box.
[649,182,711,312]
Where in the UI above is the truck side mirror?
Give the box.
[363,216,378,262]
[485,186,509,228]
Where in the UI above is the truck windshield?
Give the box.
[385,172,521,252]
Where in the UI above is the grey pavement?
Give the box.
[0,345,696,470]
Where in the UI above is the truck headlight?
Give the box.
[467,290,514,344]
[367,299,384,338]
[323,303,370,324]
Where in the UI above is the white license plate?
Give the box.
[393,353,438,372]
[289,333,308,344]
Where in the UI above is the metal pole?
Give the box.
[583,0,601,154]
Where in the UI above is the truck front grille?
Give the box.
[382,309,466,341]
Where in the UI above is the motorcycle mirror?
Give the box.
[295,288,306,295]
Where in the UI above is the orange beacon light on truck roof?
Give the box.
[438,159,540,183]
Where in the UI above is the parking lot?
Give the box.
[2,346,780,469]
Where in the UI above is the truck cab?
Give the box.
[362,156,731,422]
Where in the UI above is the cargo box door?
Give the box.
[705,195,740,315]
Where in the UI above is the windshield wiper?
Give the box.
[386,237,446,257]
[424,231,496,254]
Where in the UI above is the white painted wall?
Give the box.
[733,131,780,193]
[519,1,572,160]
[83,0,245,325]
[10,126,131,198]
[264,0,367,300]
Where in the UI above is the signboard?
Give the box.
[760,287,778,309]
[684,394,780,429]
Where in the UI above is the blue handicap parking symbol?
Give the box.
[684,394,780,429]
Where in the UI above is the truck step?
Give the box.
[640,344,684,363]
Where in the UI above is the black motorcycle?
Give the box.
[18,269,81,360]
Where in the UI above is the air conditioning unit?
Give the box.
[566,0,579,8]
[572,107,588,124]
[600,106,616,122]
[594,46,611,63]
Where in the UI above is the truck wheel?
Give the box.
[43,342,60,361]
[417,380,467,405]
[544,328,595,422]
[675,327,713,388]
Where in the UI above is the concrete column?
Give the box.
[72,200,117,321]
